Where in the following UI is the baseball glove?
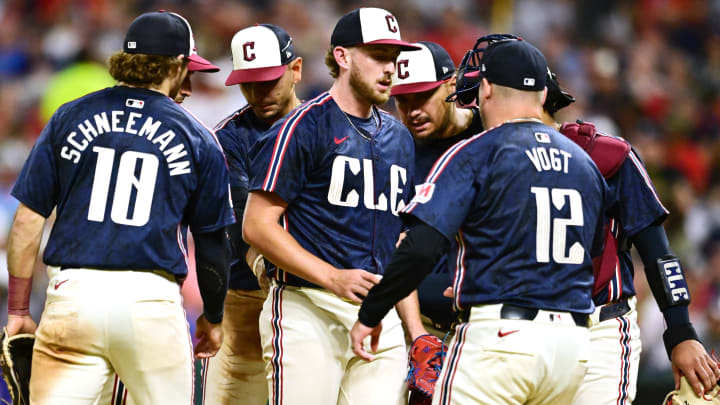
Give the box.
[663,376,720,404]
[0,327,34,405]
[407,334,447,404]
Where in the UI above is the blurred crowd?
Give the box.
[1,0,720,402]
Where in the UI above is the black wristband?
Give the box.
[204,310,224,324]
[662,305,691,327]
[662,323,699,359]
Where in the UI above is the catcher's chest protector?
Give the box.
[560,121,631,295]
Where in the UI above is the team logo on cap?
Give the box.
[243,42,256,61]
[397,60,409,79]
[385,15,398,33]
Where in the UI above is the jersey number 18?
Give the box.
[530,187,584,264]
[87,146,159,227]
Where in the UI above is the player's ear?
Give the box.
[446,74,457,93]
[334,46,350,71]
[480,78,492,102]
[290,57,303,83]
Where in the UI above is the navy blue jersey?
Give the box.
[403,120,608,314]
[414,107,483,182]
[12,86,234,277]
[215,105,270,290]
[593,149,669,305]
[249,92,415,287]
[414,107,483,328]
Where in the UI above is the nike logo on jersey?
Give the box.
[54,279,69,290]
[334,136,349,144]
[497,329,520,337]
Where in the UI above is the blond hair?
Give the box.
[324,48,340,79]
[108,51,187,86]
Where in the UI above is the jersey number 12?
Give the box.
[530,187,584,264]
[87,146,158,227]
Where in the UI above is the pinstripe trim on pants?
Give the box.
[270,285,286,405]
[438,323,470,405]
[615,316,632,405]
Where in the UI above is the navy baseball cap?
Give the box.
[466,38,547,91]
[391,41,455,95]
[226,24,296,85]
[331,8,421,51]
[124,11,215,69]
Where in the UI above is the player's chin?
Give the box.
[369,90,391,106]
[255,106,279,121]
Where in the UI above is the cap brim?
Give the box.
[225,65,288,86]
[391,81,444,96]
[464,70,481,78]
[364,39,422,51]
[187,54,220,72]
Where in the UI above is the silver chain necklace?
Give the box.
[341,107,379,141]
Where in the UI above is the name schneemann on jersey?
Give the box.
[59,111,191,176]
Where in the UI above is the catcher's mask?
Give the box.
[544,67,575,115]
[445,34,521,106]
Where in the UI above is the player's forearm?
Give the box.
[194,228,230,324]
[631,223,699,356]
[7,203,45,279]
[7,203,45,316]
[243,192,337,288]
[395,290,427,340]
[244,219,336,287]
[359,220,448,327]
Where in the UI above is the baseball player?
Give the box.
[351,35,609,404]
[391,41,483,333]
[201,24,303,405]
[5,11,233,404]
[100,44,222,405]
[541,69,720,404]
[243,7,423,405]
[175,53,221,103]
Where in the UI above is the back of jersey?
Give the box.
[404,120,608,314]
[12,86,233,277]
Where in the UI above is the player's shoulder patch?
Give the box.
[412,183,436,204]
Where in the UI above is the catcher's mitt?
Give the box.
[0,327,34,405]
[663,376,720,405]
[407,334,447,404]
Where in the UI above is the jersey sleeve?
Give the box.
[611,149,669,237]
[186,134,235,233]
[401,139,479,240]
[216,125,249,191]
[11,115,59,217]
[248,115,314,203]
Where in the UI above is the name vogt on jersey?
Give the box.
[525,132,572,174]
[59,110,191,176]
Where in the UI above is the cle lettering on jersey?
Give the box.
[59,110,191,176]
[327,155,407,216]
